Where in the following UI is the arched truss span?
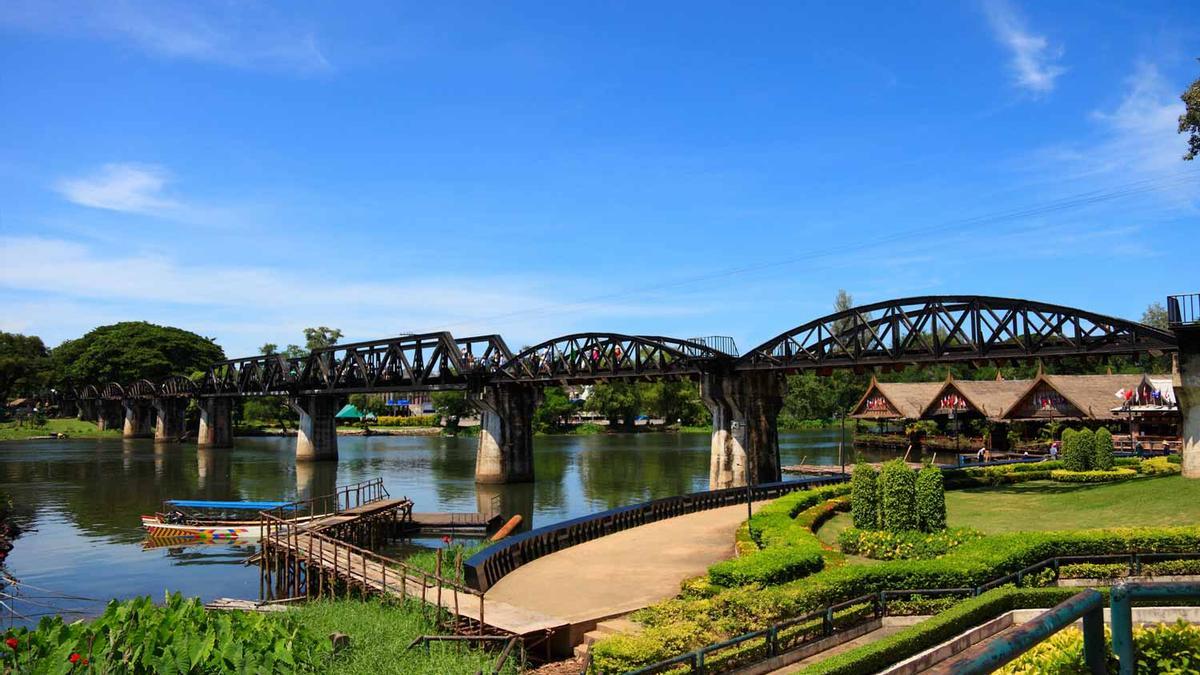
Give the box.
[79,385,100,400]
[100,383,125,400]
[159,375,198,397]
[497,333,733,383]
[127,379,158,399]
[739,295,1178,371]
[198,331,510,397]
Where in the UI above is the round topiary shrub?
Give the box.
[879,460,917,533]
[851,462,879,530]
[1093,427,1114,470]
[916,466,946,532]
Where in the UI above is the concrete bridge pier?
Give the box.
[197,398,233,448]
[153,397,187,442]
[291,395,339,462]
[122,402,155,438]
[78,400,98,423]
[97,401,123,431]
[1175,325,1200,478]
[59,399,78,418]
[472,384,539,484]
[701,370,784,489]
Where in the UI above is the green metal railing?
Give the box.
[1111,581,1200,675]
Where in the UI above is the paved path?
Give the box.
[485,502,761,625]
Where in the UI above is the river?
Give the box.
[0,429,858,625]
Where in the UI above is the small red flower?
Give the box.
[441,535,451,545]
[69,653,80,664]
[82,658,89,665]
[4,638,16,650]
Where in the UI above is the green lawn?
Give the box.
[290,599,518,674]
[0,417,120,441]
[945,476,1200,533]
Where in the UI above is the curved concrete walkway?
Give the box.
[485,502,761,638]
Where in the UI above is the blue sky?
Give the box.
[0,1,1197,358]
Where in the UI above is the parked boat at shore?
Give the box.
[141,499,302,540]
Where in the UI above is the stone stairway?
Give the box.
[573,616,643,659]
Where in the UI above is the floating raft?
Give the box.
[407,511,502,532]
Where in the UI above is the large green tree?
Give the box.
[585,381,643,429]
[643,380,708,426]
[1181,70,1200,161]
[51,322,225,385]
[533,386,578,432]
[0,332,50,404]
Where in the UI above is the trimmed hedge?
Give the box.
[850,463,878,530]
[1094,427,1114,470]
[592,526,1200,672]
[879,460,917,533]
[1050,468,1137,483]
[1062,427,1085,471]
[1139,456,1181,476]
[942,461,1062,489]
[795,587,1082,675]
[915,466,946,532]
[706,485,849,587]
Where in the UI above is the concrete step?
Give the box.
[594,617,641,636]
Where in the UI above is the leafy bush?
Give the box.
[915,467,946,532]
[1093,427,1114,470]
[837,527,983,560]
[1168,454,1183,465]
[707,485,849,587]
[1059,562,1129,579]
[879,461,917,533]
[1061,428,1085,471]
[1138,457,1181,476]
[374,414,439,427]
[593,526,1200,672]
[1076,428,1096,471]
[1144,558,1200,576]
[850,463,878,530]
[1,593,330,673]
[882,595,961,616]
[997,620,1200,675]
[1050,468,1137,483]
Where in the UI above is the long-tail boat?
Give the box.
[141,499,302,540]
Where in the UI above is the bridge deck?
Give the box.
[270,532,565,636]
[306,498,412,531]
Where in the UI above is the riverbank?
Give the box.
[0,418,122,442]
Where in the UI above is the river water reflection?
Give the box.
[0,429,860,624]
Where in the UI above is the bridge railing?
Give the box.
[1168,294,1200,327]
[463,475,847,593]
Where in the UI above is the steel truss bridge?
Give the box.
[56,296,1178,405]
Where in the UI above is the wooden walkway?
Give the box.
[267,531,565,637]
[306,498,413,532]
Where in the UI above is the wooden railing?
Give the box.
[259,507,488,634]
[464,475,848,592]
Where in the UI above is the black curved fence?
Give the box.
[464,474,848,592]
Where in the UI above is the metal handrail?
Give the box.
[1111,581,1200,675]
[1167,293,1199,327]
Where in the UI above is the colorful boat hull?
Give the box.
[141,515,258,540]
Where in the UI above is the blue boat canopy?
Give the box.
[166,499,294,510]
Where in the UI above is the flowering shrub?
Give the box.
[837,527,983,560]
[374,414,439,427]
[1138,456,1180,476]
[1,593,330,673]
[1050,468,1137,483]
[997,620,1200,674]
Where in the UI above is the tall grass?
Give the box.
[291,598,520,674]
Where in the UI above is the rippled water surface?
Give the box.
[0,429,856,624]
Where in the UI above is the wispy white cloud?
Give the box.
[981,0,1065,95]
[0,236,709,355]
[55,163,178,215]
[0,0,331,74]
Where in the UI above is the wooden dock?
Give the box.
[258,480,562,647]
